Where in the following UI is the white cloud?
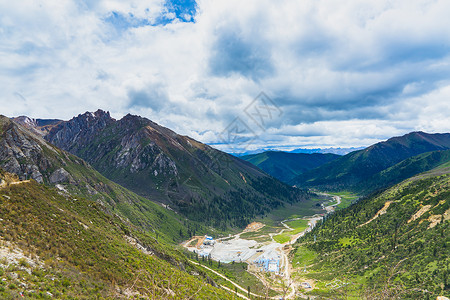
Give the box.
[1,0,450,151]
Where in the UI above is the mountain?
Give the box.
[39,110,309,228]
[0,115,205,241]
[295,163,450,298]
[354,149,450,194]
[12,115,62,136]
[231,147,363,157]
[289,147,365,155]
[241,151,340,183]
[292,131,450,193]
[0,169,232,299]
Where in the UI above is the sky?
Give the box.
[1,0,450,153]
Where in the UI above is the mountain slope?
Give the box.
[292,131,450,192]
[354,149,450,194]
[43,110,310,228]
[0,115,204,241]
[12,116,62,136]
[295,163,450,298]
[0,169,232,299]
[241,151,339,183]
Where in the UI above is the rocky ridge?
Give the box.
[39,110,308,227]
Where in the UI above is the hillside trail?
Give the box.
[0,179,31,189]
[190,260,278,299]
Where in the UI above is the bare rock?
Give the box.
[49,168,73,184]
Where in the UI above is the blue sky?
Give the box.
[104,0,197,29]
[1,0,450,152]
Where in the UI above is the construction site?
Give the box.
[183,222,284,274]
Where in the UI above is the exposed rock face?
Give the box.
[0,116,87,185]
[49,167,74,184]
[46,111,182,181]
[45,110,114,154]
[0,116,55,183]
[12,116,62,136]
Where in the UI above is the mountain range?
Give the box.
[11,111,309,229]
[241,151,340,183]
[2,110,449,298]
[232,146,363,157]
[291,131,450,194]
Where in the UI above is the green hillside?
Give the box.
[0,115,206,242]
[293,164,450,298]
[0,170,232,299]
[354,149,450,194]
[241,151,339,183]
[292,131,450,193]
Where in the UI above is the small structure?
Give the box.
[253,258,280,273]
[203,236,216,245]
[301,282,312,289]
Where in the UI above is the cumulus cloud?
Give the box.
[1,0,450,151]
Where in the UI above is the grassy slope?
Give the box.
[62,160,211,243]
[273,219,309,244]
[0,172,233,299]
[241,151,339,183]
[293,164,450,298]
[1,116,209,242]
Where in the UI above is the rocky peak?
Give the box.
[46,109,115,152]
[79,109,113,121]
[73,109,114,128]
[12,116,38,128]
[12,116,62,136]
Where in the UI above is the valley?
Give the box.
[183,194,340,299]
[1,113,449,299]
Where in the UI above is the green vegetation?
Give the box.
[0,115,209,243]
[0,171,233,299]
[292,246,317,268]
[354,149,450,195]
[294,165,450,298]
[240,225,283,240]
[189,256,278,297]
[324,191,359,209]
[292,132,450,194]
[45,113,312,230]
[241,151,339,183]
[273,219,309,244]
[257,197,325,223]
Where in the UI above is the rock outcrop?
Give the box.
[49,167,74,184]
[0,116,54,183]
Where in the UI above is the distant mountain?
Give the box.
[297,162,450,297]
[39,110,309,228]
[289,147,364,155]
[241,151,340,183]
[292,131,450,193]
[231,146,364,157]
